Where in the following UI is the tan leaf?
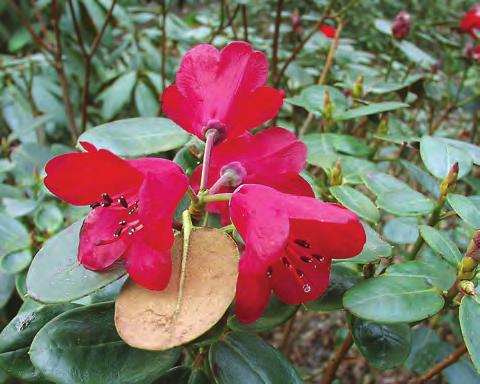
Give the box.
[114,227,239,350]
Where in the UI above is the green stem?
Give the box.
[385,42,397,81]
[174,210,193,319]
[199,193,233,204]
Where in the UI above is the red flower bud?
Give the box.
[291,9,303,34]
[391,11,412,40]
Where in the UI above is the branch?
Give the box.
[241,4,248,42]
[67,0,87,57]
[271,0,285,82]
[321,333,353,384]
[412,344,467,384]
[160,2,168,92]
[90,0,117,56]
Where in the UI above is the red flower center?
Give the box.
[90,192,144,246]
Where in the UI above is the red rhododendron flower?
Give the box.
[391,11,412,40]
[230,184,366,323]
[465,41,480,60]
[319,24,336,39]
[190,127,314,224]
[44,142,188,290]
[460,4,480,39]
[162,41,284,141]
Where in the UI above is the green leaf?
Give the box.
[442,138,480,166]
[419,225,462,266]
[330,186,380,223]
[209,331,302,384]
[303,133,372,157]
[286,85,347,115]
[3,198,37,218]
[420,136,472,180]
[78,117,189,157]
[374,19,392,35]
[395,40,436,66]
[100,71,137,119]
[386,260,456,291]
[0,249,32,274]
[460,294,480,373]
[383,218,418,244]
[33,203,64,233]
[346,222,392,264]
[0,214,31,259]
[10,143,53,182]
[0,272,14,309]
[343,276,444,323]
[334,102,409,121]
[228,296,298,332]
[156,367,210,384]
[134,82,158,117]
[362,171,410,196]
[399,160,440,198]
[377,189,434,217]
[26,220,126,303]
[30,302,180,384]
[0,302,75,382]
[447,194,480,228]
[350,316,411,370]
[306,265,361,311]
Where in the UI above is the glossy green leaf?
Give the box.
[286,85,348,115]
[3,198,37,218]
[420,136,473,180]
[447,194,480,228]
[442,138,480,166]
[460,294,480,373]
[155,367,210,384]
[26,220,126,303]
[343,276,444,323]
[330,186,380,223]
[383,217,418,244]
[10,143,53,181]
[33,203,64,233]
[377,189,434,217]
[399,160,439,198]
[386,260,456,291]
[100,71,137,119]
[0,302,75,382]
[419,225,462,266]
[0,272,15,309]
[0,214,31,259]
[350,316,411,370]
[209,331,302,384]
[334,102,409,121]
[362,171,410,196]
[30,302,180,384]
[134,82,158,117]
[229,296,298,332]
[0,249,32,274]
[346,222,392,264]
[78,117,189,157]
[306,265,361,311]
[304,133,372,157]
[395,40,436,66]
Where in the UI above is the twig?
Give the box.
[271,0,285,82]
[241,5,248,42]
[30,0,50,41]
[280,316,295,354]
[321,333,354,384]
[160,2,168,93]
[208,0,226,44]
[411,344,467,384]
[299,19,344,137]
[224,3,238,39]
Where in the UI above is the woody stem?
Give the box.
[200,129,219,192]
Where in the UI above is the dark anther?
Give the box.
[296,268,304,278]
[118,196,128,208]
[300,256,312,263]
[128,228,136,235]
[282,257,291,267]
[102,193,113,204]
[90,202,101,209]
[100,202,111,207]
[294,239,311,248]
[266,266,273,278]
[114,227,123,237]
[119,220,127,226]
[313,254,324,262]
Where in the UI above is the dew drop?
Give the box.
[303,284,311,293]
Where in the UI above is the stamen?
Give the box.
[300,256,312,263]
[118,196,128,208]
[296,268,304,278]
[114,227,123,237]
[294,239,311,248]
[282,257,291,268]
[90,202,101,209]
[101,202,111,207]
[128,228,136,235]
[266,266,273,278]
[313,254,325,262]
[102,193,113,204]
[119,220,127,226]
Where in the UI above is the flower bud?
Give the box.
[440,162,459,197]
[391,11,412,40]
[329,160,343,187]
[323,90,333,120]
[352,74,364,100]
[291,9,302,34]
[459,280,476,296]
[377,114,389,135]
[457,230,480,280]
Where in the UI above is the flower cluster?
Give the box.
[45,41,365,323]
[460,4,480,61]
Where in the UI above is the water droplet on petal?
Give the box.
[303,284,311,293]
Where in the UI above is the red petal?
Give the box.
[161,85,199,136]
[44,143,143,206]
[270,253,331,304]
[234,257,271,323]
[319,24,337,39]
[78,207,131,270]
[124,232,172,290]
[252,172,314,198]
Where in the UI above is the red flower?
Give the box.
[162,41,284,142]
[44,142,188,291]
[391,11,412,40]
[189,127,314,224]
[319,24,337,39]
[465,41,480,60]
[230,184,366,323]
[460,4,480,39]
